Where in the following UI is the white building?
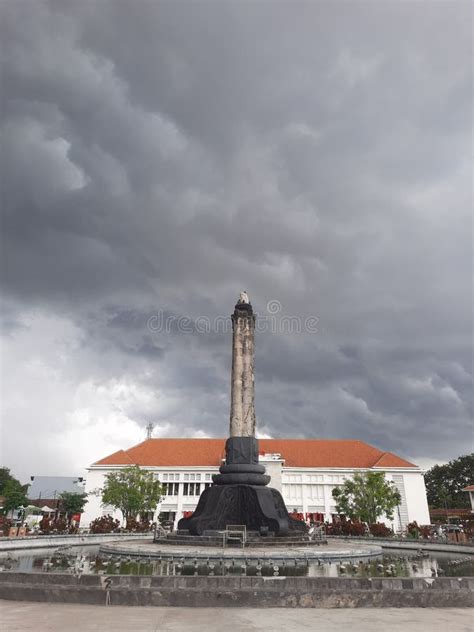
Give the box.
[463,485,474,513]
[81,438,430,531]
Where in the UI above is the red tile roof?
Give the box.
[462,485,474,492]
[372,452,414,468]
[94,438,417,469]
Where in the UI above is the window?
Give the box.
[183,483,201,496]
[205,473,211,481]
[204,483,212,489]
[306,484,324,501]
[284,474,302,483]
[283,484,301,500]
[184,473,203,482]
[163,483,179,496]
[306,474,324,483]
[162,474,168,482]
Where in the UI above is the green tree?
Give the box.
[59,492,88,524]
[1,479,29,515]
[101,465,163,522]
[0,467,17,494]
[424,454,473,509]
[0,467,28,496]
[332,471,401,524]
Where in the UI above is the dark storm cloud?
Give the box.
[0,0,471,479]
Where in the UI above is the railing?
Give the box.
[330,534,474,546]
[223,525,247,548]
[307,525,325,541]
[327,534,474,554]
[153,523,170,540]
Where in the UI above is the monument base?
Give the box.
[177,437,307,536]
[177,484,307,537]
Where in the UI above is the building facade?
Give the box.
[462,485,474,513]
[81,438,430,530]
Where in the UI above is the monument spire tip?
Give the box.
[238,290,250,304]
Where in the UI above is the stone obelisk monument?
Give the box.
[177,293,305,536]
[230,291,256,437]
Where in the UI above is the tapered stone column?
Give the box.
[177,293,306,536]
[215,297,267,486]
[230,301,256,437]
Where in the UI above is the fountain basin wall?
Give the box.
[331,536,474,556]
[0,572,472,608]
[0,533,151,552]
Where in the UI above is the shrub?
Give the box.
[326,520,366,536]
[406,522,434,539]
[38,516,68,535]
[463,521,474,539]
[53,516,68,534]
[89,515,121,534]
[325,522,339,536]
[407,521,420,539]
[124,517,152,532]
[349,521,366,536]
[369,522,393,537]
[0,516,12,536]
[419,524,432,539]
[38,516,51,533]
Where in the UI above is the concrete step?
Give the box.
[153,536,327,548]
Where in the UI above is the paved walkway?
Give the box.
[0,601,472,632]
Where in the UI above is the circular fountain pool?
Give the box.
[1,544,473,578]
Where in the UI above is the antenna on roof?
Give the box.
[145,422,154,440]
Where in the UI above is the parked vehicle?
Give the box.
[442,524,463,534]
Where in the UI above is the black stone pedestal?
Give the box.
[176,483,305,536]
[177,437,306,536]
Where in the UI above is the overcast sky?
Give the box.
[1,1,472,482]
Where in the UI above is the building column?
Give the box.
[175,483,183,530]
[302,481,308,517]
[323,484,332,521]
